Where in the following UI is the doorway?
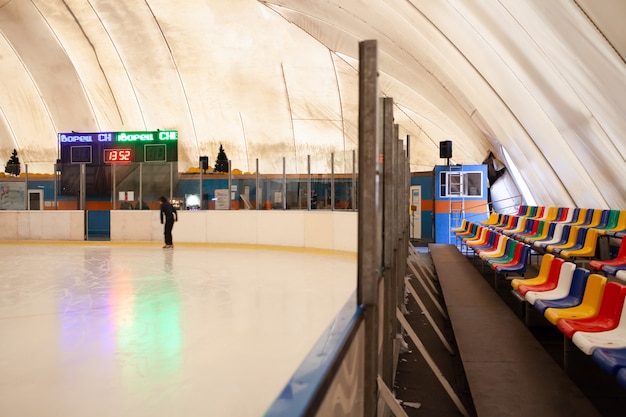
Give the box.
[28,190,43,210]
[410,185,422,239]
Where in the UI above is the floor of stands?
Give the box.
[394,247,476,416]
[394,245,626,417]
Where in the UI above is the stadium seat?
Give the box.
[589,236,626,271]
[451,218,469,234]
[511,253,554,290]
[544,273,607,324]
[523,221,555,244]
[524,262,576,305]
[492,243,531,275]
[532,268,589,314]
[512,218,540,241]
[502,216,528,236]
[569,208,591,226]
[532,223,570,250]
[603,210,626,237]
[480,213,499,226]
[591,347,626,375]
[616,270,626,283]
[557,207,576,223]
[602,263,626,277]
[546,225,583,254]
[517,256,565,296]
[557,282,626,338]
[493,215,519,233]
[455,222,478,239]
[572,302,626,354]
[463,225,489,246]
[560,228,599,259]
[484,238,520,267]
[478,235,510,261]
[468,229,499,252]
[592,209,621,234]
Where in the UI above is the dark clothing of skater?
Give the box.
[159,196,178,248]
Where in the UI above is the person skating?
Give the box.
[159,196,178,249]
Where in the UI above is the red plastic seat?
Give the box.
[589,236,626,271]
[557,282,626,338]
[524,262,577,305]
[572,302,626,354]
[517,257,565,296]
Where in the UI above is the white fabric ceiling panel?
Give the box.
[32,0,141,132]
[0,0,623,209]
[0,31,57,163]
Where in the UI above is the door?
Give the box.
[28,190,43,210]
[410,185,422,239]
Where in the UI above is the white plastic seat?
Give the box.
[524,262,576,305]
[572,300,626,355]
[533,223,567,249]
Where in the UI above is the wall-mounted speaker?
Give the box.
[199,156,209,170]
[440,140,452,159]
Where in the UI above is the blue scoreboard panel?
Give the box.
[57,130,178,196]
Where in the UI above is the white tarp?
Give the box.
[0,0,624,207]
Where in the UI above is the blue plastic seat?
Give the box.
[602,263,626,276]
[551,227,588,255]
[533,268,590,314]
[591,347,626,375]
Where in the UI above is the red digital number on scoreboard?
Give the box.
[104,149,133,163]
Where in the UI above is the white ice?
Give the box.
[0,243,356,417]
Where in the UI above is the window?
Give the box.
[440,171,483,197]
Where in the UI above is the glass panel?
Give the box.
[311,153,331,210]
[449,173,462,195]
[466,172,482,197]
[12,152,362,211]
[258,156,285,209]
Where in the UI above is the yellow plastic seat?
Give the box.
[502,216,528,236]
[546,226,581,253]
[598,210,626,235]
[511,254,554,290]
[542,206,559,221]
[479,236,509,260]
[560,228,600,258]
[451,219,469,234]
[481,213,499,226]
[544,273,607,325]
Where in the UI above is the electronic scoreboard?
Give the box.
[57,130,178,196]
[58,130,178,164]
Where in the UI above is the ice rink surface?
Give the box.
[0,242,357,417]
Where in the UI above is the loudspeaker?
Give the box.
[440,140,452,159]
[199,156,209,170]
